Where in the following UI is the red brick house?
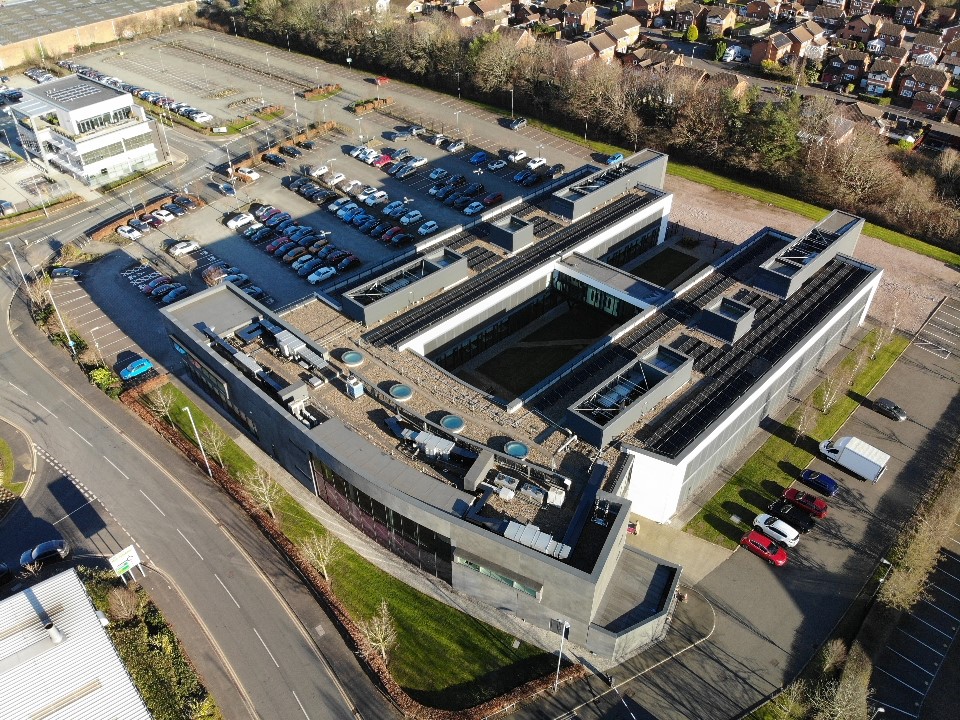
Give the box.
[673,3,708,33]
[911,32,945,60]
[625,48,685,69]
[565,40,596,71]
[848,0,875,16]
[863,58,901,94]
[941,38,960,79]
[893,0,925,29]
[837,15,884,42]
[750,31,793,64]
[896,65,949,104]
[628,0,663,26]
[745,0,779,21]
[564,1,597,33]
[821,48,871,87]
[874,22,906,48]
[812,6,847,32]
[704,7,737,38]
[911,91,944,114]
[589,32,617,62]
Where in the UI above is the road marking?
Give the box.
[897,628,946,655]
[35,401,57,417]
[874,702,917,718]
[913,614,953,638]
[52,498,95,525]
[938,566,960,583]
[873,666,925,694]
[139,489,166,516]
[253,628,280,668]
[8,382,27,395]
[69,426,93,447]
[887,648,935,675]
[291,690,311,719]
[930,583,960,602]
[105,457,129,479]
[177,528,204,560]
[921,598,960,622]
[214,573,241,608]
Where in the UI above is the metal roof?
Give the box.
[0,569,151,720]
[0,0,185,45]
[21,75,125,112]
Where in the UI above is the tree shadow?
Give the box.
[704,512,745,543]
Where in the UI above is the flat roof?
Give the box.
[0,0,185,45]
[21,75,126,112]
[0,569,151,720]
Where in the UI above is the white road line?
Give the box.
[139,489,166,516]
[921,598,960,622]
[938,567,960,583]
[930,583,960,602]
[291,690,311,719]
[35,402,57,418]
[177,528,204,560]
[874,701,918,718]
[913,614,953,638]
[253,628,280,668]
[8,382,27,395]
[873,665,926,694]
[214,573,241,608]
[69,426,93,447]
[897,628,946,656]
[887,648,935,676]
[53,498,95,525]
[105,457,129,479]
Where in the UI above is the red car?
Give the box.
[740,531,788,566]
[482,191,504,206]
[782,488,828,519]
[381,226,403,242]
[372,154,392,168]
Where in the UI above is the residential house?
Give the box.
[564,1,597,33]
[821,47,871,87]
[471,0,510,18]
[661,0,679,11]
[607,14,642,47]
[589,33,618,62]
[543,0,568,18]
[863,58,901,94]
[403,0,423,13]
[877,44,910,65]
[911,31,945,60]
[751,31,793,64]
[837,15,884,43]
[848,0,875,16]
[812,6,847,32]
[704,7,737,38]
[821,0,847,8]
[787,20,826,57]
[896,65,949,102]
[627,0,662,25]
[875,22,906,48]
[707,71,751,97]
[451,4,476,25]
[565,40,597,71]
[941,24,960,45]
[674,3,708,33]
[934,8,957,28]
[746,0,780,21]
[502,26,538,49]
[893,0,924,29]
[941,38,960,78]
[797,114,855,146]
[625,48,685,69]
[911,90,944,114]
[778,1,804,22]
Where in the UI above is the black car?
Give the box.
[128,218,151,234]
[874,397,907,421]
[443,191,464,206]
[173,195,197,210]
[20,539,71,569]
[766,499,816,534]
[290,176,311,191]
[447,174,467,187]
[461,182,484,196]
[548,163,566,177]
[279,145,303,158]
[370,221,392,237]
[436,185,458,201]
[161,203,186,217]
[263,153,287,167]
[521,173,541,187]
[297,140,316,150]
[452,195,473,210]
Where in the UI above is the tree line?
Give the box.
[202,1,960,249]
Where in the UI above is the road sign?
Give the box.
[108,545,141,577]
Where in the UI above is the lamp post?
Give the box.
[5,240,28,289]
[315,66,320,88]
[346,56,352,73]
[537,143,543,160]
[454,110,461,131]
[509,87,514,119]
[183,406,213,478]
[258,83,264,104]
[230,16,238,37]
[286,31,291,52]
[264,51,272,75]
[870,708,885,720]
[456,71,461,99]
[158,46,166,74]
[553,620,569,692]
[47,289,76,359]
[89,325,106,367]
[357,117,363,143]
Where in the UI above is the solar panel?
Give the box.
[45,81,104,105]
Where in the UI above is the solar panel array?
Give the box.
[45,81,104,105]
[774,226,838,268]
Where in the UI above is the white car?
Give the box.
[362,151,381,165]
[236,168,260,181]
[326,172,346,187]
[406,156,428,168]
[292,254,314,270]
[192,112,214,124]
[308,165,329,179]
[463,201,485,216]
[349,145,368,158]
[400,209,423,225]
[168,240,200,257]
[418,220,439,236]
[429,168,449,181]
[357,185,378,202]
[328,197,351,212]
[508,149,528,163]
[487,159,507,171]
[752,514,800,548]
[342,179,363,195]
[526,157,547,170]
[116,225,142,240]
[365,190,389,206]
[153,209,176,223]
[446,140,465,152]
[226,213,255,230]
[382,200,404,216]
[307,266,337,284]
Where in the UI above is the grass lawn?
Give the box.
[0,436,25,495]
[632,246,700,287]
[306,88,342,102]
[145,385,556,711]
[684,331,911,548]
[255,108,287,121]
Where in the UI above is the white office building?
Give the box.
[12,74,161,187]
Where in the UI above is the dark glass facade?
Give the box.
[600,223,660,270]
[311,455,453,583]
[551,273,640,322]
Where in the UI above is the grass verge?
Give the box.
[79,566,223,720]
[0,436,24,495]
[684,330,911,548]
[146,385,555,711]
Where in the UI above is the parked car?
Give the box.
[463,201,485,216]
[446,140,465,153]
[509,117,527,130]
[19,539,70,570]
[168,240,199,256]
[279,145,302,158]
[482,192,504,206]
[326,172,346,187]
[400,209,423,225]
[874,397,907,421]
[781,489,828,519]
[254,205,276,220]
[372,154,392,168]
[162,286,190,304]
[298,258,325,276]
[429,168,450,181]
[242,286,266,300]
[336,254,361,271]
[283,247,308,263]
[297,140,316,150]
[521,173,541,187]
[308,164,329,178]
[173,195,197,210]
[358,217,380,233]
[366,190,389,206]
[382,226,404,242]
[152,209,176,223]
[469,151,488,165]
[527,157,547,170]
[120,357,154,380]
[767,498,817,533]
[337,202,361,220]
[418,220,439,236]
[462,182,484,196]
[452,195,473,210]
[224,273,251,285]
[800,469,839,497]
[435,186,458,201]
[606,152,625,165]
[392,147,411,161]
[390,233,412,248]
[739,531,788,566]
[341,179,363,195]
[397,164,418,179]
[488,159,507,171]
[382,200,405,216]
[116,225,142,240]
[127,219,151,234]
[50,267,81,280]
[219,183,237,197]
[328,197,351,213]
[226,213,255,230]
[263,153,287,167]
[752,514,800,548]
[307,266,337,284]
[548,163,566,177]
[513,170,533,183]
[357,185,378,202]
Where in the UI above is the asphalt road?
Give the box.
[0,272,390,719]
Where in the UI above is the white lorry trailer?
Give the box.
[818,437,890,483]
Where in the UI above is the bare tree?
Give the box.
[817,638,848,676]
[818,374,843,415]
[144,386,177,424]
[795,401,818,447]
[770,680,808,720]
[199,422,229,468]
[299,531,342,583]
[240,466,283,519]
[357,599,398,663]
[25,274,51,309]
[21,562,41,579]
[809,679,872,720]
[108,586,140,621]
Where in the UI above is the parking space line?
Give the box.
[930,583,960,602]
[938,566,960,583]
[897,628,946,655]
[920,598,960,622]
[875,701,918,718]
[913,614,954,638]
[887,648,935,675]
[873,665,926,694]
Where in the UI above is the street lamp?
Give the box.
[230,16,238,37]
[286,31,291,52]
[456,71,461,99]
[357,117,363,143]
[553,620,569,692]
[346,56,352,73]
[870,708,885,720]
[454,110,461,131]
[314,66,320,88]
[47,289,76,359]
[537,143,543,160]
[5,240,28,289]
[509,87,514,119]
[157,46,166,74]
[264,51,272,74]
[182,406,213,478]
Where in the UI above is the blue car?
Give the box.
[120,357,153,380]
[800,469,839,497]
[606,152,625,165]
[469,151,487,165]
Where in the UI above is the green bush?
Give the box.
[89,367,123,397]
[50,331,86,354]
